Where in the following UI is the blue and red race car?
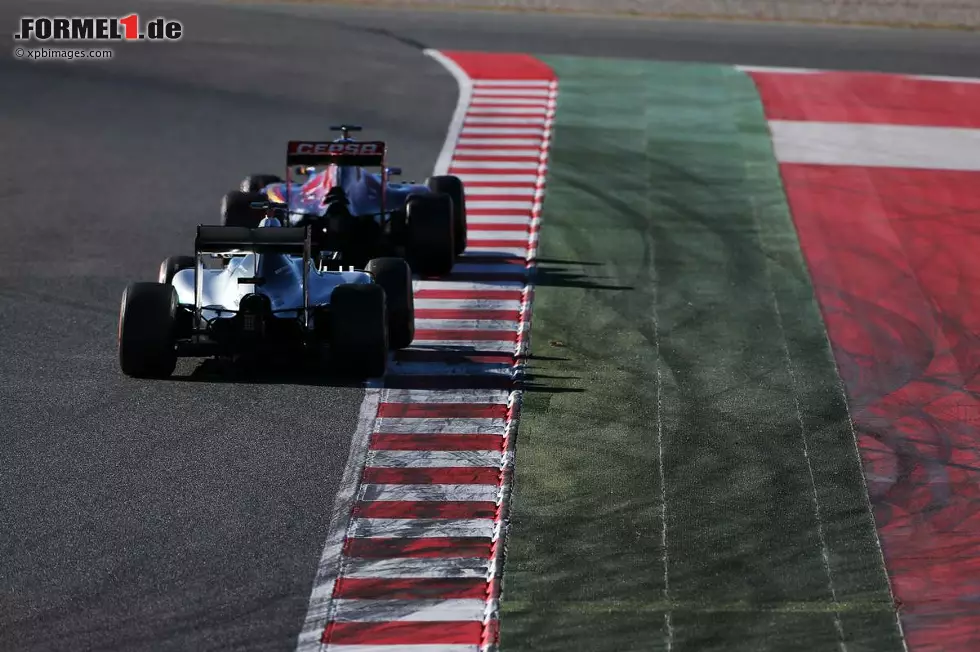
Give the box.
[221,125,466,277]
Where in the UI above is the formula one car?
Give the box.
[118,216,416,379]
[220,125,467,277]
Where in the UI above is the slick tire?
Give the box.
[118,282,178,379]
[366,257,415,350]
[158,255,195,285]
[426,175,467,257]
[221,189,265,228]
[240,174,282,194]
[406,194,455,278]
[329,284,388,378]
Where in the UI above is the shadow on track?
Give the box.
[169,356,364,388]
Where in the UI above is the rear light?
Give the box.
[239,294,272,335]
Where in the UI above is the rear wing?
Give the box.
[195,225,311,254]
[191,225,314,328]
[286,140,387,167]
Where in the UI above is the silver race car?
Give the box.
[118,217,414,379]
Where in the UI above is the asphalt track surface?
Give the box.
[1,1,977,650]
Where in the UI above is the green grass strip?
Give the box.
[500,56,904,652]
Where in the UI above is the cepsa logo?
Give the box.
[14,15,183,42]
[291,142,384,156]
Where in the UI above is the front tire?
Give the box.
[330,284,388,378]
[426,175,467,257]
[366,257,415,350]
[221,189,266,228]
[118,282,178,378]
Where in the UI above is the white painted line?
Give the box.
[322,645,479,652]
[451,160,541,170]
[351,518,497,538]
[460,127,547,136]
[465,116,553,126]
[413,321,521,334]
[454,148,543,157]
[382,388,510,403]
[470,97,555,106]
[415,280,525,292]
[464,186,538,197]
[474,79,553,87]
[425,49,474,176]
[457,138,544,147]
[467,106,553,115]
[735,64,820,74]
[366,450,504,468]
[295,381,382,652]
[915,74,980,84]
[769,120,980,170]
[462,215,533,225]
[458,248,531,257]
[415,319,520,331]
[472,88,552,97]
[455,173,540,183]
[332,598,488,622]
[373,417,509,435]
[343,557,490,579]
[360,484,501,502]
[465,200,535,211]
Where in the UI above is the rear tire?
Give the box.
[406,194,455,277]
[240,174,282,194]
[426,175,467,257]
[330,284,388,378]
[118,282,178,378]
[158,255,194,285]
[366,257,415,350]
[221,190,265,228]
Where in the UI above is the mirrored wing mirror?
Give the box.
[386,166,402,177]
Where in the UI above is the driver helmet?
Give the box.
[323,185,348,208]
[292,165,318,180]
